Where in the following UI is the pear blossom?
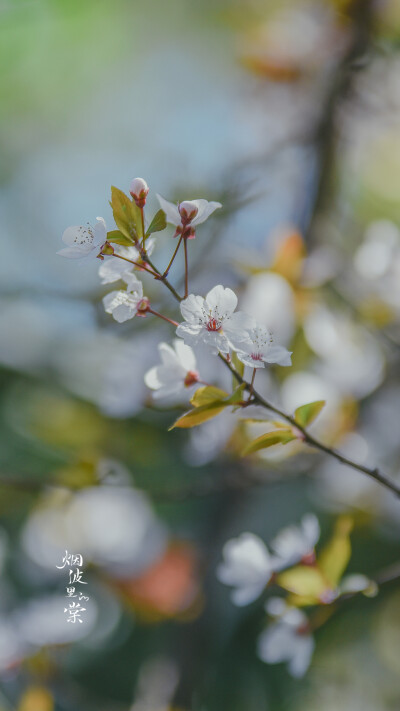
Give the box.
[145,340,199,401]
[236,325,292,369]
[257,598,314,678]
[216,533,274,606]
[130,177,149,207]
[103,276,147,323]
[58,217,107,260]
[176,285,253,355]
[271,514,320,570]
[98,239,155,285]
[157,194,221,237]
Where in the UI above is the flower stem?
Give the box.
[140,207,146,248]
[111,252,157,278]
[184,238,189,298]
[163,235,183,278]
[148,308,179,327]
[135,237,400,500]
[248,368,256,401]
[217,353,400,499]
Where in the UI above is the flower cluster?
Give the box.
[58,179,291,404]
[217,515,374,677]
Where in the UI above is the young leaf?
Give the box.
[242,428,297,456]
[170,385,246,430]
[107,230,134,246]
[146,209,167,237]
[231,351,245,379]
[169,401,228,429]
[190,386,228,407]
[318,516,353,588]
[277,565,328,602]
[294,400,325,428]
[110,186,142,241]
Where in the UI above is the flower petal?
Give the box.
[156,194,181,226]
[191,200,222,226]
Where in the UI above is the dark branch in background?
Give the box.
[304,0,375,240]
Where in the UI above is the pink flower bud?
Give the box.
[178,201,199,224]
[130,178,149,207]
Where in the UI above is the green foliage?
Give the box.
[319,516,353,588]
[294,400,326,427]
[169,384,246,430]
[242,428,297,456]
[106,229,134,246]
[110,186,142,241]
[146,209,167,237]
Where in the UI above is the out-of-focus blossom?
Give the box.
[103,276,146,323]
[303,305,385,398]
[241,5,344,81]
[177,285,252,355]
[57,217,107,260]
[100,333,159,418]
[271,514,320,570]
[116,543,199,618]
[21,484,167,578]
[354,220,400,313]
[236,325,292,368]
[157,194,221,228]
[145,340,199,401]
[257,598,314,678]
[217,533,274,606]
[241,272,296,346]
[98,239,155,285]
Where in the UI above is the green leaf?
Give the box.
[242,428,297,456]
[169,384,246,430]
[191,386,229,407]
[110,186,142,241]
[146,209,167,237]
[231,351,245,379]
[277,566,328,602]
[294,400,325,427]
[107,230,134,246]
[318,516,353,588]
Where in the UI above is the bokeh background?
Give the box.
[1,0,400,709]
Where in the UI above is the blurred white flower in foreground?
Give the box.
[57,217,107,260]
[157,195,221,228]
[217,533,274,606]
[21,484,167,578]
[258,598,314,678]
[145,340,199,401]
[103,275,146,323]
[236,325,292,368]
[304,305,384,398]
[98,239,155,285]
[271,514,320,570]
[177,285,252,355]
[241,272,296,346]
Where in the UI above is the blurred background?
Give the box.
[1,0,400,708]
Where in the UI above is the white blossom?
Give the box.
[271,514,320,570]
[257,598,314,678]
[57,217,107,260]
[98,239,155,285]
[176,285,253,355]
[103,276,145,323]
[216,533,274,606]
[156,194,221,227]
[236,325,292,369]
[145,340,199,401]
